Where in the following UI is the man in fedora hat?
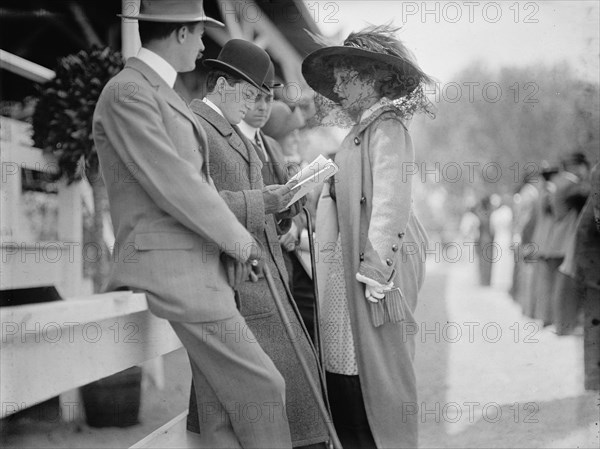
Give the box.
[93,2,293,447]
[187,40,330,448]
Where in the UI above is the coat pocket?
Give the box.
[134,232,196,251]
[238,279,276,320]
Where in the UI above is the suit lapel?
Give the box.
[260,132,288,185]
[189,100,252,164]
[233,125,264,189]
[126,58,206,146]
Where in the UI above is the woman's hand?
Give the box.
[356,273,394,303]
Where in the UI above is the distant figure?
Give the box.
[550,152,590,333]
[474,196,495,286]
[571,162,600,390]
[527,167,559,323]
[490,194,514,291]
[458,206,480,243]
[510,173,539,303]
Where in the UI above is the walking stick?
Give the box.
[303,207,326,381]
[262,263,342,449]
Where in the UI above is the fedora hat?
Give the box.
[263,61,283,91]
[203,39,271,92]
[262,101,306,141]
[119,0,224,27]
[302,29,430,102]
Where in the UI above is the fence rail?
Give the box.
[1,291,182,419]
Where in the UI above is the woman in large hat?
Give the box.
[303,25,433,448]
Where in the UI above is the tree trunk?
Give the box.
[89,171,110,293]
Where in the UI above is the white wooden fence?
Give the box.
[1,116,93,297]
[0,291,195,448]
[0,116,192,447]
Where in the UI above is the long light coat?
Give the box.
[316,106,428,448]
[189,100,329,447]
[92,58,255,322]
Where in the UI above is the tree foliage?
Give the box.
[32,46,124,182]
[31,46,123,293]
[410,62,599,231]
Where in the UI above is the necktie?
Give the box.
[254,133,269,163]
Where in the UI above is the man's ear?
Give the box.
[175,25,188,44]
[216,77,232,94]
[215,77,225,93]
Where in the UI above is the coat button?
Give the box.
[386,258,393,266]
[392,244,399,252]
[354,136,361,145]
[359,252,365,262]
[360,196,366,204]
[398,232,405,238]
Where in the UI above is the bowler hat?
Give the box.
[118,0,224,27]
[203,39,271,92]
[263,62,283,91]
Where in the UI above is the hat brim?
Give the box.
[302,46,425,102]
[264,81,284,90]
[262,102,306,140]
[203,59,270,94]
[118,14,224,27]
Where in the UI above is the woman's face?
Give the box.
[332,66,379,114]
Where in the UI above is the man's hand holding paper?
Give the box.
[279,155,338,211]
[262,180,298,215]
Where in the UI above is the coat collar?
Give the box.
[125,57,203,138]
[355,104,407,136]
[189,99,252,164]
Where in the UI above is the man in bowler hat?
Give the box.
[93,1,292,447]
[188,40,330,447]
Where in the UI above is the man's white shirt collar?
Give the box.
[202,98,225,118]
[237,120,270,161]
[137,48,177,88]
[237,120,259,141]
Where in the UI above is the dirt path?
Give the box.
[415,259,599,448]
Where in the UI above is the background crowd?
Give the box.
[459,154,600,392]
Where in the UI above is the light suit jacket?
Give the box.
[92,57,255,323]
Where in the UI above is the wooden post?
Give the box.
[0,121,21,240]
[122,0,141,59]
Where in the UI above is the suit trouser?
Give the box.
[169,313,293,448]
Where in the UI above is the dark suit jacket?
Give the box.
[189,99,328,446]
[575,163,600,288]
[258,132,294,234]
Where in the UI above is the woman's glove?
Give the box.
[356,273,394,303]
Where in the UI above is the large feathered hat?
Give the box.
[302,25,431,102]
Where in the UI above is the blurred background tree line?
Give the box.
[410,62,599,239]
